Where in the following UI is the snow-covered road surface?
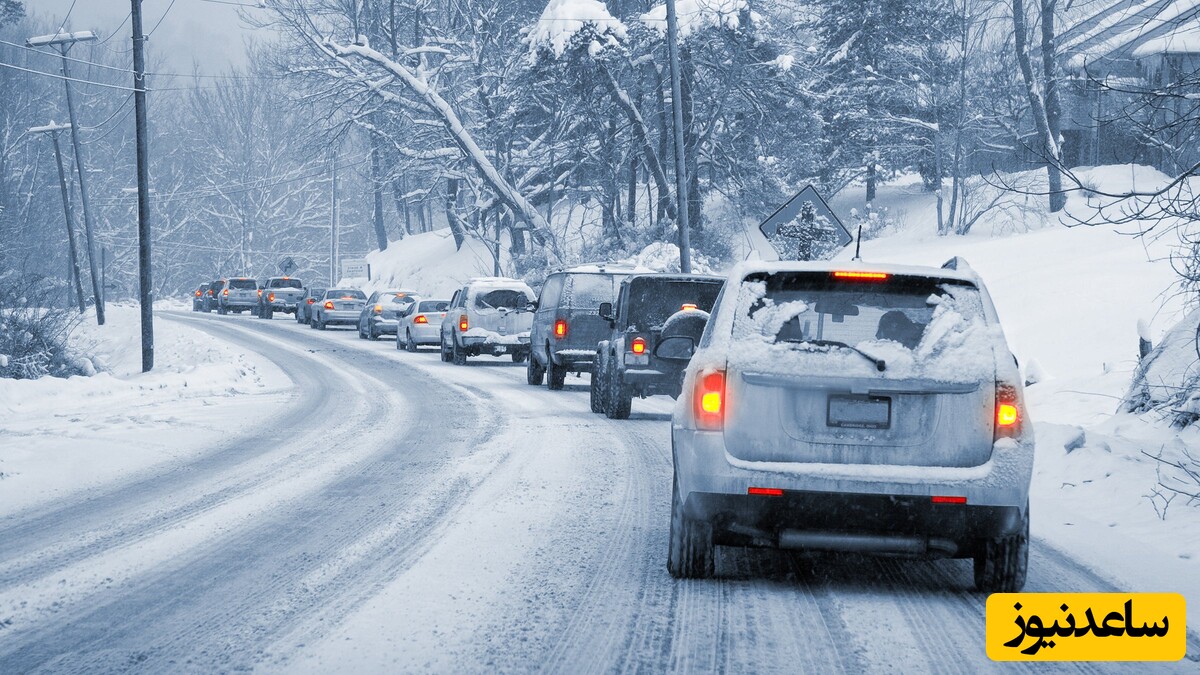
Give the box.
[0,311,1194,672]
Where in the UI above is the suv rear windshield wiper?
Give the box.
[778,338,887,372]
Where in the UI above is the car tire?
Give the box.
[368,324,379,340]
[512,350,527,363]
[264,306,273,319]
[452,338,467,365]
[218,305,227,315]
[974,506,1029,593]
[590,352,607,413]
[440,336,453,362]
[606,363,632,419]
[548,361,567,391]
[318,318,327,330]
[406,331,418,353]
[526,354,545,385]
[667,469,714,579]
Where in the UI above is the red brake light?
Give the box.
[195,290,201,297]
[681,303,698,311]
[631,337,646,355]
[307,298,315,304]
[931,496,967,504]
[458,315,468,332]
[748,487,783,497]
[257,289,263,297]
[694,370,726,431]
[832,271,889,281]
[222,289,229,296]
[995,382,1021,439]
[374,304,383,314]
[324,300,335,310]
[554,319,568,339]
[268,292,275,302]
[414,314,428,324]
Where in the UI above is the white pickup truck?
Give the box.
[257,277,306,319]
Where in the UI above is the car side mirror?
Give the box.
[598,302,614,321]
[654,335,696,362]
[526,301,538,312]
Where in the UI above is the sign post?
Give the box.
[759,185,852,261]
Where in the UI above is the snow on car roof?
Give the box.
[724,259,981,286]
[467,277,534,289]
[559,262,652,274]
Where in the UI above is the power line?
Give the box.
[147,0,180,38]
[59,0,80,29]
[0,60,144,92]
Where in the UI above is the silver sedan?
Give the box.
[396,299,450,352]
[310,288,367,330]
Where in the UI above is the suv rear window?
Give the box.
[309,288,326,298]
[474,289,532,310]
[626,278,722,331]
[269,278,303,289]
[228,279,257,290]
[731,272,991,380]
[563,273,623,309]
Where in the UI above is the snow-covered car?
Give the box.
[527,263,636,390]
[216,277,259,314]
[192,283,210,311]
[397,298,449,352]
[356,289,417,340]
[310,288,366,330]
[592,274,724,418]
[666,259,1033,593]
[440,278,536,364]
[295,286,326,324]
[256,277,305,319]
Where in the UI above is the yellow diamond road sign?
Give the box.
[759,185,852,260]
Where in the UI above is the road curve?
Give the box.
[0,310,1194,673]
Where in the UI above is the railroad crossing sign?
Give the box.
[759,185,852,260]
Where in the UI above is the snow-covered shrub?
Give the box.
[0,273,88,380]
[1123,308,1200,426]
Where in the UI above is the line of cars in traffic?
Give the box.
[190,257,1034,592]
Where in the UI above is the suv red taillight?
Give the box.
[268,292,275,302]
[994,382,1020,440]
[631,337,646,355]
[554,319,568,339]
[194,290,201,297]
[307,298,315,305]
[413,314,428,324]
[458,315,468,332]
[257,289,263,297]
[324,300,335,310]
[694,370,726,431]
[222,289,229,297]
[374,304,383,314]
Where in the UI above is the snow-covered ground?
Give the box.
[0,304,289,516]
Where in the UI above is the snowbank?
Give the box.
[359,229,501,299]
[0,304,289,516]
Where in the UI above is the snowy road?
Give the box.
[0,311,1194,673]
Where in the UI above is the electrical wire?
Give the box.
[0,60,144,92]
[59,0,80,29]
[147,0,180,38]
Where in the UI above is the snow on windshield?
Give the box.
[626,279,722,331]
[563,273,622,309]
[728,273,999,382]
[474,288,533,311]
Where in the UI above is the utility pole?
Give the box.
[664,0,692,274]
[26,30,105,325]
[130,0,153,372]
[30,122,85,313]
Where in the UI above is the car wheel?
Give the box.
[369,324,380,340]
[440,336,453,362]
[590,352,607,413]
[512,350,527,363]
[548,361,567,391]
[667,469,714,579]
[318,318,327,330]
[264,306,273,319]
[406,331,418,353]
[452,338,468,365]
[217,305,227,315]
[526,354,545,386]
[606,362,632,419]
[974,506,1029,593]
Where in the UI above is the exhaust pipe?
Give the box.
[779,530,958,558]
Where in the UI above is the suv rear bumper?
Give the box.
[673,428,1032,515]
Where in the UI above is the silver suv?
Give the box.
[665,259,1032,592]
[440,278,536,365]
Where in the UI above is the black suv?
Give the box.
[592,274,724,419]
[527,264,636,390]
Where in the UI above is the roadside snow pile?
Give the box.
[529,0,627,57]
[0,304,288,514]
[360,229,500,298]
[624,241,722,275]
[1124,308,1200,424]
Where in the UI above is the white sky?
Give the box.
[31,0,264,75]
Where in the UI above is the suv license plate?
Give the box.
[827,395,891,429]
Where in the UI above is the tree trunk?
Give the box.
[1041,0,1066,212]
[445,177,465,249]
[865,155,877,204]
[370,129,389,250]
[1013,0,1065,213]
